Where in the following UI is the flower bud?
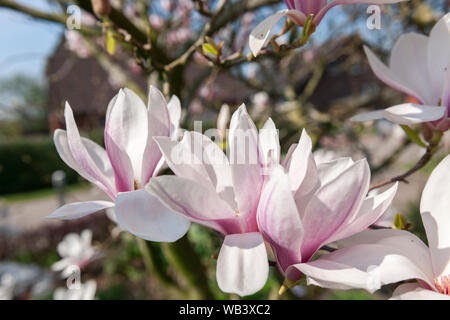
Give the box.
[91,0,111,17]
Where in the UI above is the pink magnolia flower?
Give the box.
[290,154,450,299]
[257,130,398,283]
[351,13,450,130]
[249,0,407,56]
[46,87,190,242]
[146,105,280,296]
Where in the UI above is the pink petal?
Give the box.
[140,86,171,184]
[64,103,116,198]
[289,229,434,292]
[329,182,398,242]
[146,176,241,234]
[257,166,303,272]
[104,89,143,192]
[154,132,236,208]
[300,159,370,260]
[228,105,264,232]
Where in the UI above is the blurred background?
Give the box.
[0,0,448,300]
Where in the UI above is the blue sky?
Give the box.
[0,0,64,80]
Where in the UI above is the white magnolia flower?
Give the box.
[351,13,450,130]
[51,229,98,278]
[0,274,15,300]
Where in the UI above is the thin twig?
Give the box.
[368,131,443,192]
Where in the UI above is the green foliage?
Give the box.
[0,131,103,195]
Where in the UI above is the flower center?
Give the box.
[235,208,240,218]
[434,275,450,295]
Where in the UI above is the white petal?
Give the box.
[259,118,280,167]
[383,103,445,125]
[316,157,354,187]
[391,283,450,300]
[420,154,450,277]
[389,33,436,104]
[216,232,269,296]
[427,13,450,100]
[46,201,115,220]
[364,46,423,102]
[167,94,182,138]
[115,189,190,242]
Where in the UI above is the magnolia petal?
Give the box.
[363,46,421,101]
[64,103,116,197]
[115,189,190,242]
[45,201,115,220]
[140,86,171,184]
[290,231,434,293]
[285,129,317,192]
[216,232,269,296]
[54,129,109,190]
[105,89,148,180]
[316,157,354,187]
[155,133,235,207]
[389,33,435,105]
[249,10,306,57]
[167,95,182,138]
[391,283,450,300]
[350,110,385,122]
[300,160,370,260]
[420,154,450,277]
[383,104,445,125]
[228,105,264,232]
[104,89,140,192]
[427,13,450,100]
[146,176,239,234]
[329,183,398,242]
[259,118,280,167]
[257,166,303,271]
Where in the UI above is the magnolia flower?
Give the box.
[51,229,98,278]
[351,13,450,130]
[146,105,280,296]
[249,0,407,56]
[257,130,398,284]
[0,274,15,300]
[286,154,450,299]
[54,280,96,300]
[46,87,190,242]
